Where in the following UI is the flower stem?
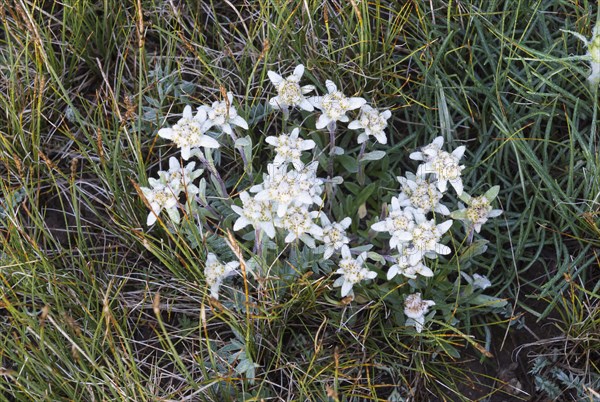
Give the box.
[197,150,228,198]
[327,121,337,178]
[357,141,367,185]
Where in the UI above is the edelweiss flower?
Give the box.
[407,216,452,265]
[251,164,316,217]
[275,206,323,248]
[265,127,316,170]
[333,246,377,297]
[387,245,434,280]
[309,80,366,129]
[199,92,249,136]
[371,197,420,250]
[231,191,276,238]
[141,183,179,226]
[157,105,220,160]
[295,161,324,207]
[417,146,466,195]
[157,157,203,197]
[267,64,316,112]
[204,252,240,299]
[348,105,391,144]
[318,215,352,259]
[451,186,502,233]
[404,292,435,333]
[397,172,449,215]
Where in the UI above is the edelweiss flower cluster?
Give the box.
[231,127,355,277]
[369,136,502,332]
[140,63,504,324]
[143,92,250,298]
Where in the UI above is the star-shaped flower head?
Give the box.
[371,197,421,251]
[157,157,203,198]
[309,80,366,129]
[416,146,466,195]
[199,92,249,136]
[231,191,276,238]
[265,127,316,170]
[267,64,316,112]
[387,245,434,280]
[450,186,502,233]
[404,292,435,333]
[407,215,453,266]
[317,215,352,259]
[275,205,323,248]
[333,246,377,298]
[157,105,220,160]
[204,252,240,299]
[140,182,179,226]
[348,105,392,144]
[396,172,449,215]
[250,163,316,217]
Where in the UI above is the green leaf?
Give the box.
[458,239,489,263]
[359,150,386,162]
[338,155,358,173]
[470,294,508,309]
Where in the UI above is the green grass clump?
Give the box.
[1,1,599,401]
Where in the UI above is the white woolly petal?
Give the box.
[341,280,353,297]
[198,136,220,149]
[435,244,451,255]
[233,217,250,231]
[298,98,314,111]
[284,232,297,243]
[262,222,276,239]
[325,80,337,94]
[357,133,368,144]
[452,145,466,160]
[437,220,453,234]
[231,115,249,130]
[269,96,283,109]
[417,265,434,277]
[293,64,305,79]
[157,128,173,140]
[450,179,463,195]
[265,136,278,146]
[348,120,362,130]
[371,221,388,232]
[182,105,193,118]
[374,132,387,144]
[300,139,316,150]
[387,265,399,280]
[301,85,315,94]
[409,151,424,161]
[488,209,503,218]
[341,245,351,259]
[316,114,331,129]
[333,276,345,288]
[146,212,157,226]
[365,271,377,279]
[347,97,367,110]
[268,70,284,86]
